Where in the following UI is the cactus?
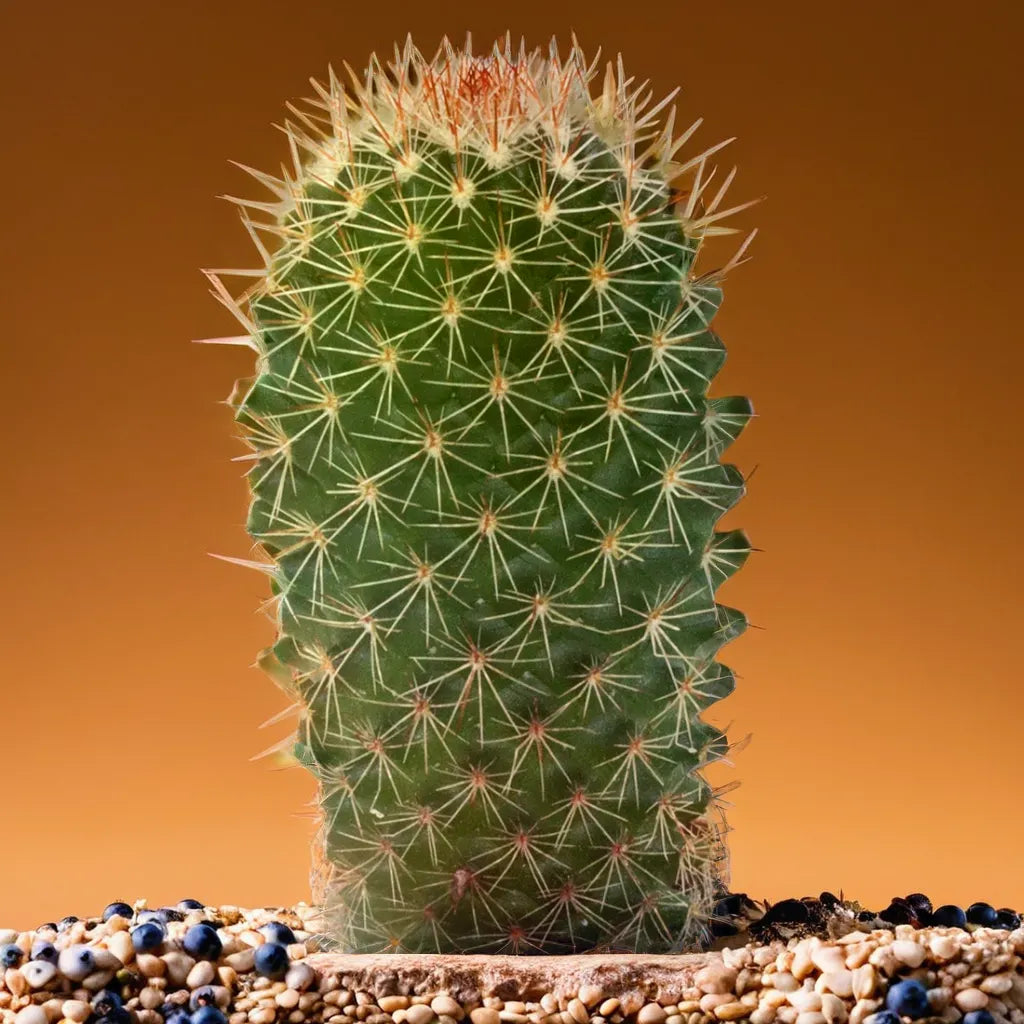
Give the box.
[203,34,758,955]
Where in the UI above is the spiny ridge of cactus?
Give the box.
[203,33,758,954]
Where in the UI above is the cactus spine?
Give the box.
[206,34,757,954]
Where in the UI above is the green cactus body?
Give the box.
[209,36,756,954]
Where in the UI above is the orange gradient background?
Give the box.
[2,0,1022,931]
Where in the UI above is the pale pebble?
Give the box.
[795,1014,825,1024]
[406,1005,437,1024]
[4,970,28,998]
[106,932,136,966]
[810,949,846,975]
[226,950,255,974]
[891,941,925,968]
[15,1007,47,1024]
[787,992,821,1014]
[140,988,164,1011]
[56,948,94,983]
[188,962,217,989]
[566,1000,588,1024]
[750,1009,776,1024]
[81,970,114,992]
[577,989,603,1011]
[791,952,814,983]
[638,1006,667,1024]
[852,966,876,1001]
[954,990,988,1013]
[696,965,739,995]
[713,1003,749,1021]
[982,974,1014,996]
[89,951,121,972]
[249,1010,277,1024]
[772,975,799,994]
[136,955,165,979]
[702,995,737,1013]
[431,998,463,1021]
[161,953,196,989]
[817,973,853,999]
[21,963,57,990]
[284,964,315,993]
[60,1003,91,1024]
[819,996,846,1024]
[378,997,409,1014]
[470,1011,500,1024]
[275,991,299,1010]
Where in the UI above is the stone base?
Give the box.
[305,953,716,1005]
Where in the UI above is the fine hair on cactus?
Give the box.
[203,32,759,955]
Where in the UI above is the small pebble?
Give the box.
[406,1005,437,1024]
[955,990,989,1013]
[891,941,926,968]
[713,1003,750,1021]
[637,1004,667,1024]
[431,998,463,1020]
[21,961,57,989]
[60,1001,91,1023]
[15,1006,48,1024]
[284,963,314,993]
[57,946,95,982]
[188,962,217,989]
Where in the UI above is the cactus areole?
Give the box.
[207,34,758,955]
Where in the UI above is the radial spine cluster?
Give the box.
[204,33,758,954]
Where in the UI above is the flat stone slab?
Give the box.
[305,952,719,1004]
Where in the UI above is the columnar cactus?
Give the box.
[203,34,757,955]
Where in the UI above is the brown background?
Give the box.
[2,0,1022,930]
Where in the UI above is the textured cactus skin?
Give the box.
[209,36,756,955]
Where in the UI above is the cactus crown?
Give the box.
[205,33,757,955]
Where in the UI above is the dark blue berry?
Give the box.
[966,902,1000,927]
[165,1011,192,1024]
[258,921,296,946]
[182,924,222,961]
[0,944,24,968]
[189,987,219,1011]
[156,908,185,924]
[36,923,57,933]
[57,916,80,932]
[178,899,205,911]
[867,1014,901,1024]
[252,941,290,980]
[879,900,915,925]
[101,903,134,923]
[905,892,933,917]
[997,908,1022,930]
[95,1010,131,1024]
[885,979,930,1019]
[930,904,967,928]
[131,922,166,953]
[31,940,58,964]
[963,1012,995,1024]
[191,1008,227,1024]
[92,991,123,1017]
[136,910,162,925]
